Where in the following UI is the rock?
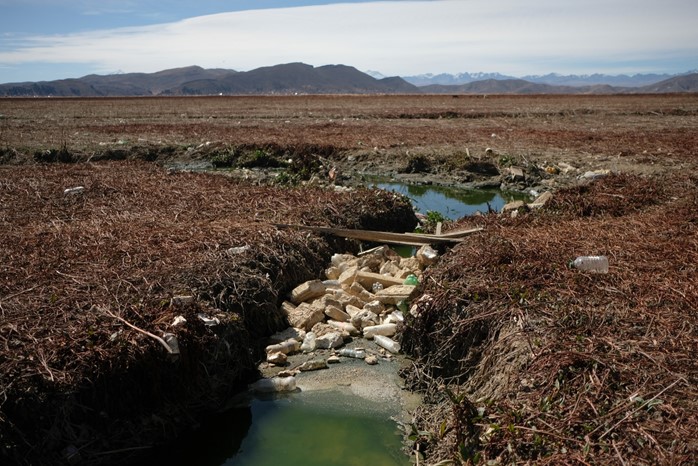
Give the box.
[374,285,417,305]
[171,295,195,309]
[266,352,288,365]
[330,289,366,309]
[356,251,385,272]
[557,162,577,174]
[501,200,526,213]
[250,376,297,392]
[268,326,306,344]
[63,186,85,195]
[506,167,525,181]
[298,359,329,371]
[290,279,326,304]
[351,309,380,331]
[379,260,403,277]
[309,294,340,311]
[416,245,438,267]
[324,304,351,322]
[327,355,341,364]
[581,169,611,180]
[280,300,297,315]
[325,266,341,280]
[171,315,187,327]
[330,253,356,269]
[529,191,553,209]
[337,266,358,286]
[399,256,420,272]
[316,331,344,349]
[355,271,404,289]
[383,310,404,324]
[328,320,360,336]
[365,355,379,365]
[345,304,363,318]
[363,300,385,315]
[227,245,250,255]
[286,302,325,331]
[344,282,374,302]
[310,322,336,337]
[197,313,220,326]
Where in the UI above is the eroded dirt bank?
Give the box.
[0,161,416,465]
[400,174,697,464]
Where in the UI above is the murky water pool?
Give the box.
[157,390,409,466]
[371,180,528,220]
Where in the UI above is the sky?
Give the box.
[0,0,696,83]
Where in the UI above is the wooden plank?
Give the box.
[274,223,471,246]
[435,227,484,238]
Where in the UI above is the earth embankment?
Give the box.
[0,161,416,465]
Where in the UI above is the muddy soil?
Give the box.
[2,94,697,190]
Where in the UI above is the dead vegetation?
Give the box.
[399,174,698,464]
[1,95,697,465]
[0,161,416,465]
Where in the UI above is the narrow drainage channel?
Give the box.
[370,179,529,219]
[154,181,517,466]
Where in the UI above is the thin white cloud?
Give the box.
[1,0,696,77]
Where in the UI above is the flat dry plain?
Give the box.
[2,94,697,180]
[1,94,697,466]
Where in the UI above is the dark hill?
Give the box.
[79,66,237,95]
[168,63,418,95]
[0,63,418,96]
[635,73,698,93]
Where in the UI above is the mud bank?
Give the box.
[398,174,698,464]
[0,160,417,465]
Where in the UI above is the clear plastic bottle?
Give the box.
[300,332,317,353]
[266,338,301,355]
[249,376,297,393]
[374,335,401,354]
[570,255,609,273]
[362,323,397,339]
[337,348,366,359]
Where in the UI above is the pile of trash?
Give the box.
[250,244,438,392]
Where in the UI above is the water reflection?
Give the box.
[144,405,253,466]
[372,181,526,220]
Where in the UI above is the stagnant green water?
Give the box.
[159,390,409,466]
[371,181,528,220]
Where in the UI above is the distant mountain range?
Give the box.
[394,71,698,88]
[1,63,697,97]
[0,63,417,97]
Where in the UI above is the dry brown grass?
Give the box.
[0,160,416,465]
[400,174,698,465]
